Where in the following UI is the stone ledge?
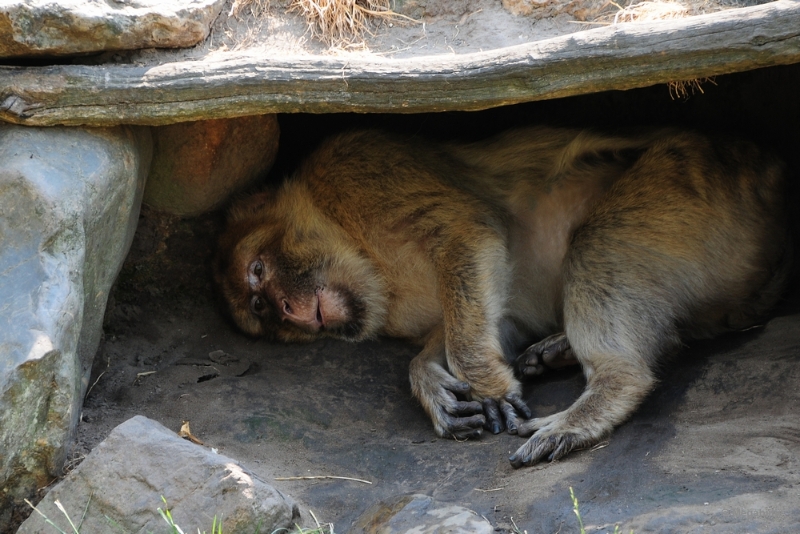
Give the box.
[0,1,798,126]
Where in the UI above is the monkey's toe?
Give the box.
[516,332,578,378]
[509,432,583,468]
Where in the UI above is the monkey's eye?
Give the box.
[252,260,264,278]
[251,295,267,315]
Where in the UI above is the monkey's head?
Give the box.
[214,186,389,343]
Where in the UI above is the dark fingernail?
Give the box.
[507,423,517,434]
[491,422,502,434]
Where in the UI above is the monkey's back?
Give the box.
[562,131,792,365]
[291,128,791,348]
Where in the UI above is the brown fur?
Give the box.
[215,126,791,465]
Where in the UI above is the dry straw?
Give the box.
[611,0,690,23]
[229,0,270,17]
[289,0,414,46]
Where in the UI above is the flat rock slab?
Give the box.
[0,125,150,523]
[18,416,300,534]
[1,1,799,125]
[0,0,226,58]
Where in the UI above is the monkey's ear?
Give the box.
[228,190,274,222]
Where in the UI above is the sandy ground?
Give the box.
[85,0,771,66]
[66,63,800,534]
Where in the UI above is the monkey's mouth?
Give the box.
[315,285,364,340]
[315,291,325,330]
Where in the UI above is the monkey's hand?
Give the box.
[420,363,487,440]
[482,394,532,435]
[410,342,487,440]
[515,332,578,378]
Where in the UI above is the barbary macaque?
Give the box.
[214,126,791,467]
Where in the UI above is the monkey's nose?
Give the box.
[281,297,324,332]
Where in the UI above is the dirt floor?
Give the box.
[83,286,800,533]
[86,0,771,66]
[66,63,800,534]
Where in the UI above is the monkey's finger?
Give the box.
[444,413,486,436]
[482,399,504,434]
[452,428,483,440]
[504,393,533,420]
[447,399,483,416]
[500,399,521,435]
[443,379,472,396]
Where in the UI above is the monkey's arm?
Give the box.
[428,226,532,434]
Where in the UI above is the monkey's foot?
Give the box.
[507,412,606,468]
[516,332,578,378]
[482,394,532,435]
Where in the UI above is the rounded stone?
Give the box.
[144,114,279,217]
[352,494,494,534]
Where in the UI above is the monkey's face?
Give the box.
[215,219,387,344]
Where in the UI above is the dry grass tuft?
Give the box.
[611,0,689,22]
[229,0,270,18]
[667,77,717,99]
[579,0,725,25]
[289,0,412,46]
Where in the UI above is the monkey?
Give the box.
[214,126,791,467]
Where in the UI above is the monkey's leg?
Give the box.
[515,332,579,377]
[509,354,656,467]
[409,327,487,439]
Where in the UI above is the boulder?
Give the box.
[18,416,300,534]
[0,0,227,58]
[353,494,494,534]
[0,125,151,524]
[144,114,280,217]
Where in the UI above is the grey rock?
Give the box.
[18,416,300,534]
[0,0,227,58]
[0,125,151,521]
[352,494,494,534]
